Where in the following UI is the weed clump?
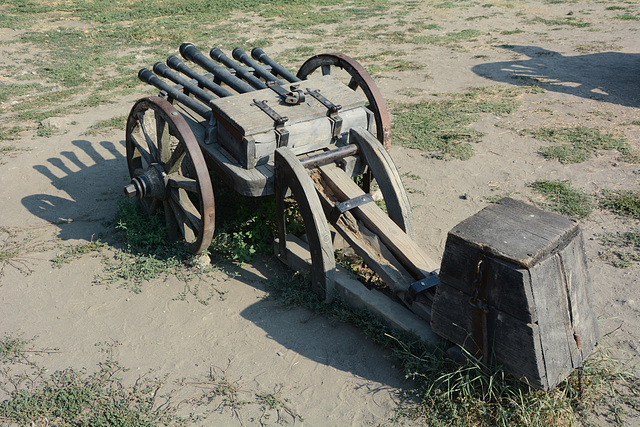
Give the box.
[528,179,593,219]
[0,338,171,426]
[530,126,634,164]
[599,190,640,220]
[393,86,528,160]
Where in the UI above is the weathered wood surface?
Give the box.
[448,197,579,268]
[210,75,366,136]
[217,107,370,169]
[318,163,439,278]
[350,127,415,238]
[277,233,441,343]
[275,146,335,300]
[431,284,547,385]
[431,198,599,390]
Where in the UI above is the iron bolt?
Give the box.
[123,184,138,198]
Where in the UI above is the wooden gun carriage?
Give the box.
[124,43,599,390]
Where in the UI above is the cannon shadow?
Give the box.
[21,139,128,242]
[472,46,640,108]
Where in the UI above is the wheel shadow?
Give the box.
[22,139,128,242]
[472,45,640,107]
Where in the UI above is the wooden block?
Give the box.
[431,198,599,390]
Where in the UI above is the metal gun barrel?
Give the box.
[137,68,212,120]
[251,47,301,83]
[153,62,217,106]
[209,47,267,90]
[166,55,232,98]
[180,43,255,94]
[232,47,284,85]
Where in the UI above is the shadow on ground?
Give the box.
[22,139,128,241]
[473,46,640,108]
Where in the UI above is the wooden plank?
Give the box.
[528,253,578,389]
[200,142,273,197]
[439,234,537,323]
[449,198,579,268]
[277,234,440,344]
[210,75,366,136]
[332,210,416,295]
[318,163,439,277]
[557,231,599,363]
[430,284,547,389]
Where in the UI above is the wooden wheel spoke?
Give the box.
[170,187,202,233]
[156,115,171,163]
[129,131,153,165]
[137,111,160,161]
[165,142,186,174]
[321,65,331,76]
[168,196,197,243]
[348,77,359,90]
[168,174,199,193]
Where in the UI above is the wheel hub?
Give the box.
[123,163,168,200]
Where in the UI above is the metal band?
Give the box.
[329,194,374,223]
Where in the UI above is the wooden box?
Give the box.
[430,198,599,390]
[210,75,372,169]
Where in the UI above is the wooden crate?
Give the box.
[210,75,372,169]
[430,198,599,390]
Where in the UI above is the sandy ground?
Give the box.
[1,1,639,425]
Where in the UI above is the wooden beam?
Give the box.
[319,163,439,278]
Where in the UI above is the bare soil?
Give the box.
[1,1,639,425]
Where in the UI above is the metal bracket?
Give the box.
[407,273,439,301]
[329,194,373,223]
[252,99,289,147]
[469,253,490,370]
[306,88,343,138]
[306,88,342,113]
[267,82,305,104]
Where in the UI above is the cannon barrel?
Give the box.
[167,55,232,98]
[251,47,301,83]
[153,62,217,107]
[210,47,267,90]
[137,68,212,120]
[232,47,284,85]
[180,43,255,94]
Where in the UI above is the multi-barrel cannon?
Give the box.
[124,43,599,390]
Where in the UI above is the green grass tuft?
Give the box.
[0,126,24,141]
[392,86,525,160]
[529,126,633,164]
[599,190,640,220]
[0,338,170,426]
[84,115,128,136]
[528,179,593,219]
[51,241,106,267]
[412,29,483,46]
